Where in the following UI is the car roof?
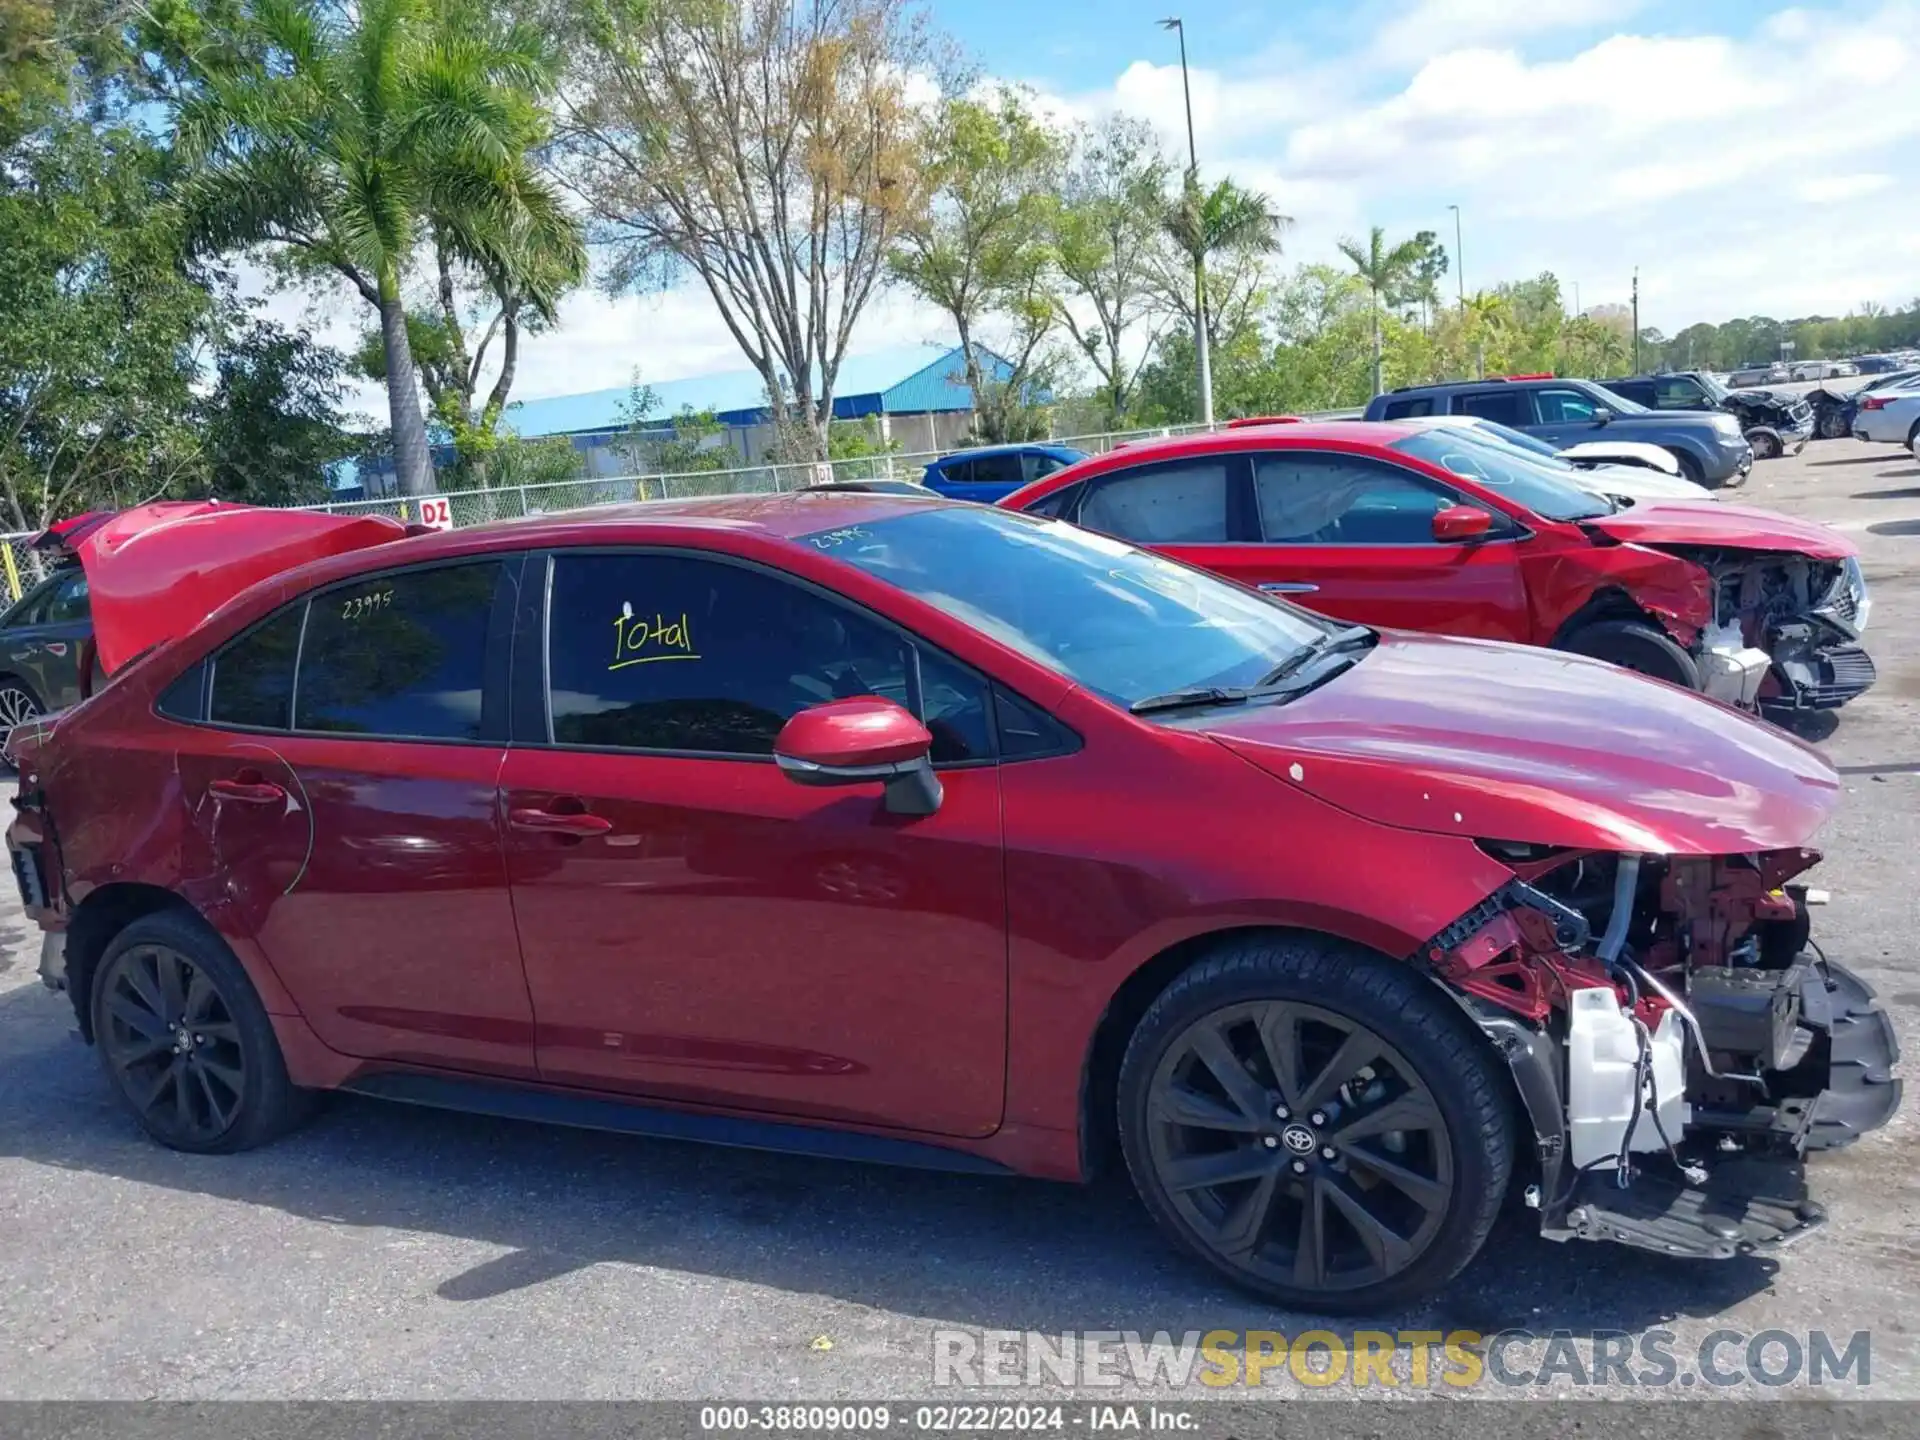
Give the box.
[933,442,1082,460]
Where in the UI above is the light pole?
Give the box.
[1632,268,1641,375]
[1161,17,1213,427]
[1447,204,1463,304]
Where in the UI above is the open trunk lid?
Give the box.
[44,501,411,673]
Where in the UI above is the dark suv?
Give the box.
[1605,372,1815,459]
[1365,377,1753,487]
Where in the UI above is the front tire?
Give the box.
[1116,935,1513,1312]
[1560,618,1701,690]
[1747,429,1782,461]
[91,909,312,1153]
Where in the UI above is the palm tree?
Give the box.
[171,0,581,496]
[1338,226,1425,397]
[1163,175,1289,345]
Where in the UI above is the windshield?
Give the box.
[1391,427,1613,522]
[805,507,1334,706]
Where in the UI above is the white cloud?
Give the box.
[1796,172,1895,204]
[241,0,1920,408]
[1369,0,1643,68]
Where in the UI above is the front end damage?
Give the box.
[1677,549,1875,712]
[1423,846,1901,1260]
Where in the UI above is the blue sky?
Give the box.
[280,0,1920,414]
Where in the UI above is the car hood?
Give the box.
[1202,632,1839,855]
[1574,468,1714,504]
[1559,440,1681,475]
[1578,499,1853,559]
[50,500,411,672]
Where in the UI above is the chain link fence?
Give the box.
[0,412,1362,604]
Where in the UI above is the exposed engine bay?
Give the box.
[1424,845,1901,1261]
[1660,546,1874,711]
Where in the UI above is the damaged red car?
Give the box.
[1000,420,1875,716]
[6,496,1901,1310]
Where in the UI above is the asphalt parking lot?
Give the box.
[1,440,1916,1401]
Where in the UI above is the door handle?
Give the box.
[1259,582,1319,594]
[509,807,613,836]
[209,775,286,805]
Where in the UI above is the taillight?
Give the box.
[1861,395,1889,410]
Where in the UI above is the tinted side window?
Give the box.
[1380,397,1434,419]
[1024,452,1068,482]
[1453,390,1528,426]
[1533,388,1602,424]
[1077,461,1231,543]
[41,573,89,624]
[967,453,1024,486]
[1254,453,1453,545]
[1653,377,1701,408]
[937,458,974,485]
[546,553,992,763]
[294,562,501,740]
[1022,483,1081,519]
[209,605,305,729]
[2,580,56,629]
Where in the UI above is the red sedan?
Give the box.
[1000,421,1874,714]
[5,496,1899,1311]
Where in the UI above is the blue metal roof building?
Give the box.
[339,343,1015,495]
[500,342,1010,440]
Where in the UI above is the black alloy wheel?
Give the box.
[1118,937,1513,1311]
[1144,1000,1452,1296]
[90,909,312,1153]
[97,943,248,1147]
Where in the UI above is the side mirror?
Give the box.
[774,697,942,817]
[1592,407,1614,426]
[1432,504,1495,543]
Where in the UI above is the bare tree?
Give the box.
[1050,114,1172,427]
[555,0,937,460]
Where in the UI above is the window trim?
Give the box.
[522,544,1077,768]
[1249,448,1524,548]
[176,553,519,747]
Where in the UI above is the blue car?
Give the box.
[919,443,1086,503]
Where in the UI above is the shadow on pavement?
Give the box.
[0,980,1779,1343]
[1810,454,1909,467]
[1852,487,1920,501]
[1867,519,1920,537]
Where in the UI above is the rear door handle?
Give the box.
[509,807,613,836]
[1259,582,1319,594]
[209,776,285,805]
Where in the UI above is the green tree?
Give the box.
[0,116,209,531]
[1337,226,1424,397]
[166,0,580,496]
[1051,113,1173,426]
[1156,174,1288,350]
[196,315,353,505]
[1393,229,1449,329]
[890,89,1063,443]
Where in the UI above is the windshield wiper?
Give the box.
[1127,626,1376,715]
[1255,625,1374,687]
[1128,685,1258,715]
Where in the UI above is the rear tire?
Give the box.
[90,909,313,1153]
[1116,934,1513,1312]
[1560,618,1701,690]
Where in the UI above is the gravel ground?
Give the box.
[0,440,1915,1401]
